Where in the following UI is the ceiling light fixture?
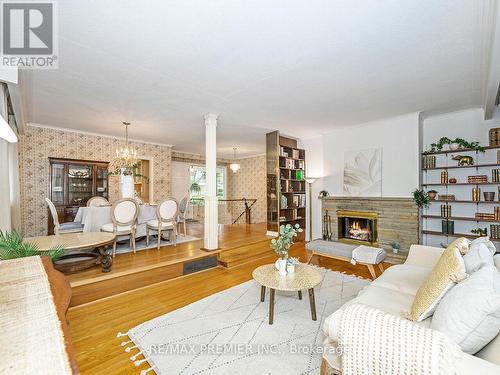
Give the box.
[0,113,17,143]
[229,147,240,173]
[113,121,137,168]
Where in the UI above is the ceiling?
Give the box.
[24,0,495,158]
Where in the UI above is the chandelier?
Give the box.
[229,147,240,173]
[113,122,138,169]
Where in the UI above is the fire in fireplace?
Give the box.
[346,218,371,242]
[337,210,378,246]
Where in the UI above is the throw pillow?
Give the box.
[431,266,500,354]
[463,241,495,274]
[408,237,468,322]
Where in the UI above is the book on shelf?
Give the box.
[292,194,304,207]
[423,155,436,169]
[492,169,500,183]
[475,213,496,220]
[441,220,454,234]
[440,204,451,218]
[490,224,500,239]
[468,175,488,183]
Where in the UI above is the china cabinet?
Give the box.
[48,157,109,234]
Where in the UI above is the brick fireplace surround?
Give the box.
[321,197,419,264]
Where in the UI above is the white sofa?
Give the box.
[321,244,500,374]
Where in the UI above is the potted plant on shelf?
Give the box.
[390,241,401,254]
[286,257,299,273]
[428,137,485,153]
[412,188,430,208]
[271,224,303,276]
[0,231,64,261]
[427,190,438,200]
[109,161,148,199]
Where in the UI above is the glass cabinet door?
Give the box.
[96,166,108,198]
[68,164,93,205]
[51,163,65,205]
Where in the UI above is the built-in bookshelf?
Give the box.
[266,131,306,240]
[421,145,500,246]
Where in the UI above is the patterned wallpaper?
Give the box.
[228,155,266,224]
[19,126,172,237]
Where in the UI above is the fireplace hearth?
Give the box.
[337,210,378,246]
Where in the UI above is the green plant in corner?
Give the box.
[0,231,64,261]
[412,188,430,208]
[271,224,303,260]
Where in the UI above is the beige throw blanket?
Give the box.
[339,303,461,375]
[0,256,73,375]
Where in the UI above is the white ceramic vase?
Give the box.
[286,264,295,273]
[449,143,459,151]
[275,259,287,276]
[120,175,135,198]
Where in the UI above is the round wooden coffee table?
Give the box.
[25,232,116,273]
[252,263,322,325]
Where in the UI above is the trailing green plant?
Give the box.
[0,231,64,261]
[270,224,303,259]
[429,137,485,152]
[108,162,149,182]
[412,188,430,208]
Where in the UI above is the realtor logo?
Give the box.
[1,0,58,68]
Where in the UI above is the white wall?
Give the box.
[302,136,324,240]
[423,108,500,150]
[303,112,420,240]
[318,112,420,197]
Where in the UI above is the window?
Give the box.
[189,165,226,202]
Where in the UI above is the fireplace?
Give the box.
[337,210,378,246]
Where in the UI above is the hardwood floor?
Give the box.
[67,225,388,374]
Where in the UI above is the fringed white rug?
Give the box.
[118,267,370,375]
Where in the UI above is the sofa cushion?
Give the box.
[408,237,468,322]
[464,238,496,274]
[431,266,500,354]
[323,284,431,342]
[371,264,431,295]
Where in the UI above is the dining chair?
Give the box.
[177,196,189,236]
[87,196,110,207]
[100,198,140,258]
[146,198,178,250]
[45,198,84,235]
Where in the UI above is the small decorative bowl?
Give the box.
[484,192,495,202]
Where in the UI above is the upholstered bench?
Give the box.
[305,240,387,279]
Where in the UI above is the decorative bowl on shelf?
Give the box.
[484,192,495,202]
[449,178,457,184]
[449,143,460,151]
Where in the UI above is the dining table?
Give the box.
[74,203,157,238]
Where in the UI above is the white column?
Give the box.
[204,113,219,250]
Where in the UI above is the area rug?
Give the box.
[114,235,200,255]
[118,267,370,375]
